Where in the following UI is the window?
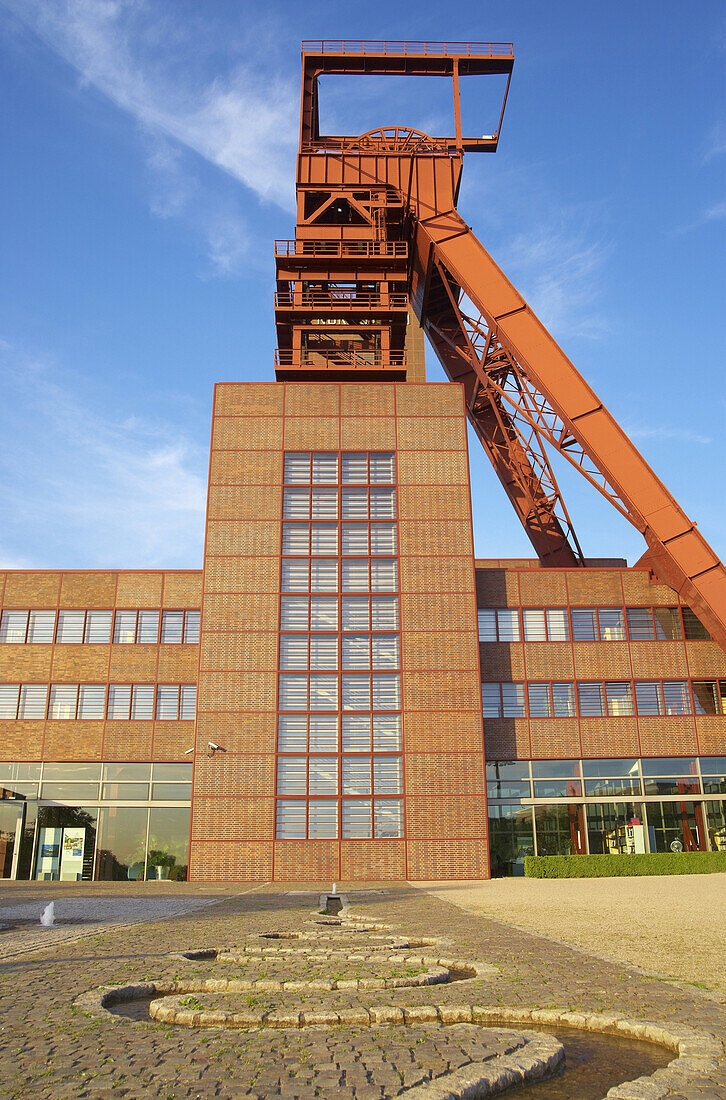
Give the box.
[309,757,337,796]
[571,608,625,641]
[374,799,403,837]
[311,524,338,554]
[308,800,337,837]
[311,487,338,518]
[48,684,79,719]
[309,675,338,710]
[373,756,402,794]
[552,683,576,717]
[107,684,155,720]
[528,683,551,718]
[281,596,309,630]
[605,681,633,716]
[521,609,569,641]
[309,635,338,669]
[626,607,654,641]
[84,611,112,643]
[577,682,605,717]
[0,685,19,719]
[634,681,662,715]
[311,597,338,629]
[277,715,307,752]
[370,560,397,591]
[342,798,371,838]
[276,800,306,839]
[0,611,29,643]
[283,524,310,555]
[371,596,398,630]
[284,453,311,483]
[184,611,200,644]
[113,610,160,644]
[682,608,709,640]
[55,611,85,643]
[571,609,597,642]
[18,684,48,718]
[309,714,337,751]
[692,681,726,716]
[478,609,520,642]
[598,609,625,641]
[653,608,681,640]
[369,488,395,518]
[114,611,137,644]
[481,683,525,719]
[28,611,56,643]
[161,611,184,643]
[77,684,106,719]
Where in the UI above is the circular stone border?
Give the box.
[73,988,726,1099]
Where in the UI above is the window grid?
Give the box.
[0,609,202,644]
[275,452,403,841]
[482,680,725,718]
[477,605,707,643]
[0,683,197,720]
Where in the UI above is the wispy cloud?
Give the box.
[626,423,712,447]
[495,221,611,340]
[3,0,297,270]
[703,121,726,164]
[0,340,207,569]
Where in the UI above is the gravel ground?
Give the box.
[414,874,726,997]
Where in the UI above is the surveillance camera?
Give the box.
[208,741,220,751]
[184,747,194,755]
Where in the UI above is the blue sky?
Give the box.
[0,0,724,570]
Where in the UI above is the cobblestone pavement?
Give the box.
[0,881,724,1098]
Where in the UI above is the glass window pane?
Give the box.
[107,685,131,719]
[692,681,718,715]
[535,804,586,855]
[146,806,189,880]
[371,634,399,669]
[486,761,530,781]
[281,596,309,630]
[18,684,48,719]
[372,673,400,710]
[95,806,148,881]
[497,610,520,642]
[598,609,625,641]
[342,798,371,837]
[369,488,395,519]
[308,800,337,838]
[343,756,371,795]
[372,713,401,751]
[341,487,368,518]
[276,799,306,838]
[104,763,151,781]
[56,611,85,643]
[279,675,307,710]
[369,453,395,484]
[342,634,370,670]
[283,453,310,484]
[179,686,196,720]
[501,683,525,718]
[342,453,367,483]
[663,680,691,715]
[605,681,633,716]
[370,560,397,591]
[373,756,402,794]
[282,487,310,519]
[571,609,597,642]
[153,764,192,782]
[78,685,106,719]
[137,610,160,643]
[343,714,371,752]
[161,611,185,644]
[652,606,682,640]
[342,597,369,630]
[577,682,604,716]
[546,610,569,641]
[700,756,726,773]
[531,759,581,779]
[280,635,308,670]
[522,610,545,642]
[277,714,307,752]
[528,683,551,718]
[626,607,654,640]
[151,782,191,800]
[311,487,338,518]
[0,685,19,719]
[371,596,398,630]
[309,635,337,669]
[342,560,369,591]
[482,683,502,718]
[0,610,28,642]
[552,682,576,717]
[342,524,368,555]
[635,682,662,716]
[370,523,396,555]
[282,523,310,555]
[114,611,137,644]
[84,611,112,643]
[682,607,709,640]
[478,609,498,642]
[533,778,583,798]
[309,757,338,795]
[640,757,697,777]
[374,799,402,837]
[310,597,338,629]
[131,685,154,719]
[27,610,56,643]
[155,685,179,720]
[277,758,306,795]
[282,561,309,591]
[309,674,338,710]
[311,523,338,554]
[49,684,78,719]
[582,758,640,778]
[312,453,338,484]
[309,714,337,752]
[342,675,371,711]
[184,611,201,644]
[310,559,337,592]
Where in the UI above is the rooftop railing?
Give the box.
[301,40,514,57]
[274,240,408,259]
[275,349,407,370]
[275,291,408,310]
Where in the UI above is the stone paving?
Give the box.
[0,881,724,1098]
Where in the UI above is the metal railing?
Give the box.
[275,291,408,310]
[275,349,407,369]
[274,240,407,259]
[301,40,514,57]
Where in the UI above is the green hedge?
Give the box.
[524,852,726,878]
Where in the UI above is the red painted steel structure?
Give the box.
[274,40,726,653]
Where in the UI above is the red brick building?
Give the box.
[1,358,724,881]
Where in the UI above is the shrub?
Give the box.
[524,852,726,878]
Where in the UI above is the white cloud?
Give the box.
[494,222,611,340]
[626,424,712,447]
[5,0,298,212]
[0,341,207,569]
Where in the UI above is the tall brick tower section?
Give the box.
[187,46,488,881]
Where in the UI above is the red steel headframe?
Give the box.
[276,39,726,652]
